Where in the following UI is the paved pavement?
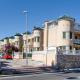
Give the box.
[0,66,53,76]
[0,59,53,75]
[0,72,80,80]
[0,59,44,68]
[0,59,80,80]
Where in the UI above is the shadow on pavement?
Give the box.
[0,61,70,76]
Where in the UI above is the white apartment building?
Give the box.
[44,15,80,51]
[0,15,80,68]
[32,15,80,67]
[23,27,43,53]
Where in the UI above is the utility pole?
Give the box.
[23,10,28,65]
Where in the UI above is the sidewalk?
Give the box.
[13,65,53,73]
[0,59,54,77]
[0,67,53,77]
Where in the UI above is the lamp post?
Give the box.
[46,23,49,67]
[23,10,28,32]
[23,10,28,65]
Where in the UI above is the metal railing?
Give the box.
[58,50,80,55]
[73,39,80,44]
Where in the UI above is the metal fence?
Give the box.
[57,50,80,55]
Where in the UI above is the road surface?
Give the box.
[0,72,80,80]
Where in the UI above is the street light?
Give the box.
[23,10,28,32]
[46,23,49,67]
[23,10,28,65]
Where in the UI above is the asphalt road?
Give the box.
[0,72,80,80]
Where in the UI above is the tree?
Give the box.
[4,43,19,59]
[5,43,19,53]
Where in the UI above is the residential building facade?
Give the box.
[44,15,80,51]
[23,27,43,53]
[32,15,80,67]
[0,15,80,68]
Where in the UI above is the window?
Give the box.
[63,46,66,50]
[59,46,63,49]
[30,49,32,52]
[70,32,72,39]
[15,41,18,45]
[75,36,78,39]
[24,40,26,44]
[37,47,40,51]
[33,47,36,51]
[32,38,34,42]
[70,46,72,50]
[28,39,30,42]
[63,32,66,38]
[63,32,72,39]
[58,46,66,50]
[13,43,15,45]
[37,37,40,42]
[34,37,36,42]
[33,47,40,51]
[34,37,40,42]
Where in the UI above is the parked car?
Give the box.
[63,68,80,73]
[0,68,21,74]
[2,54,12,59]
[64,77,79,80]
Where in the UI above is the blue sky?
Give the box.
[0,0,80,39]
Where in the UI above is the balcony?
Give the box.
[74,24,80,32]
[73,39,80,44]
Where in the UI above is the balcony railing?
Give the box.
[74,24,80,32]
[58,50,80,55]
[73,39,80,44]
